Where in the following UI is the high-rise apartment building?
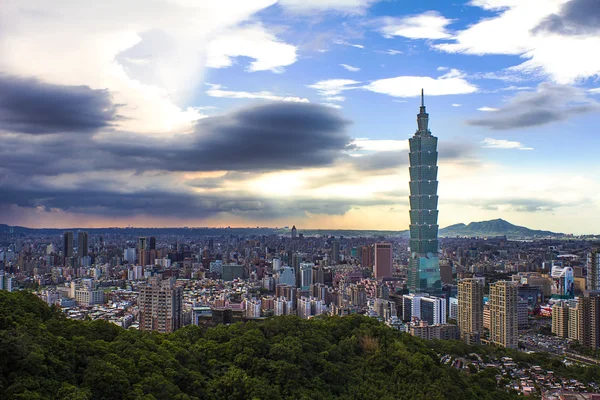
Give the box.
[407,91,441,293]
[578,293,600,349]
[489,281,518,348]
[63,231,74,261]
[138,276,183,333]
[588,249,600,291]
[457,278,484,345]
[551,301,569,338]
[77,231,88,258]
[374,242,393,279]
[138,237,147,266]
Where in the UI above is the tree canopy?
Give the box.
[0,291,521,399]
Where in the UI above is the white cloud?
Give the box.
[502,86,533,91]
[322,103,343,109]
[325,96,345,102]
[590,88,600,94]
[307,79,361,96]
[0,0,281,133]
[434,0,600,84]
[379,11,453,39]
[452,103,462,107]
[206,23,297,73]
[278,0,378,14]
[482,138,533,150]
[363,70,478,98]
[437,66,449,71]
[478,106,500,112]
[340,63,360,72]
[205,83,309,102]
[333,39,365,49]
[351,138,409,152]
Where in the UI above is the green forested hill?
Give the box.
[0,291,519,400]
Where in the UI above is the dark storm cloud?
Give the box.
[0,75,119,134]
[533,0,600,36]
[0,183,400,220]
[0,100,353,176]
[466,83,600,130]
[102,102,353,171]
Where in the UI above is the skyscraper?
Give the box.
[291,225,297,239]
[361,245,373,269]
[138,275,183,333]
[588,249,600,291]
[149,236,157,251]
[77,231,88,258]
[374,242,393,279]
[138,237,147,266]
[331,241,340,264]
[407,90,441,293]
[63,231,74,261]
[489,281,518,349]
[458,278,484,345]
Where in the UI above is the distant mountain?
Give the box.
[439,218,562,238]
[0,219,561,239]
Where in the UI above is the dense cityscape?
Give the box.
[2,97,599,399]
[2,1,600,398]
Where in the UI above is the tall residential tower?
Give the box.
[407,91,441,293]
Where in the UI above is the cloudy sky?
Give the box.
[1,0,599,233]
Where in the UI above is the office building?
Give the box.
[77,231,88,258]
[420,296,446,325]
[374,242,393,279]
[518,299,529,330]
[149,236,156,251]
[489,281,518,349]
[300,262,314,289]
[361,245,373,269]
[331,241,340,264]
[138,276,183,333]
[222,264,244,281]
[458,278,484,345]
[124,248,136,264]
[588,249,600,291]
[63,231,74,260]
[291,225,297,239]
[407,91,441,293]
[138,237,147,267]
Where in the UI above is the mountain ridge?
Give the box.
[0,218,565,238]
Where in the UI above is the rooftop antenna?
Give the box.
[421,88,424,107]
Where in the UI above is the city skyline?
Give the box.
[1,0,600,233]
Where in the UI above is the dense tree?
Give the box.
[0,291,557,399]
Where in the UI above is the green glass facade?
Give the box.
[407,91,442,293]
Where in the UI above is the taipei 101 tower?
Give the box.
[407,90,442,293]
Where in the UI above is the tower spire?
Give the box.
[417,89,429,134]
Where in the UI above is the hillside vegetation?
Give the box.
[0,291,520,400]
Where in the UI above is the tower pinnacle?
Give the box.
[417,89,429,134]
